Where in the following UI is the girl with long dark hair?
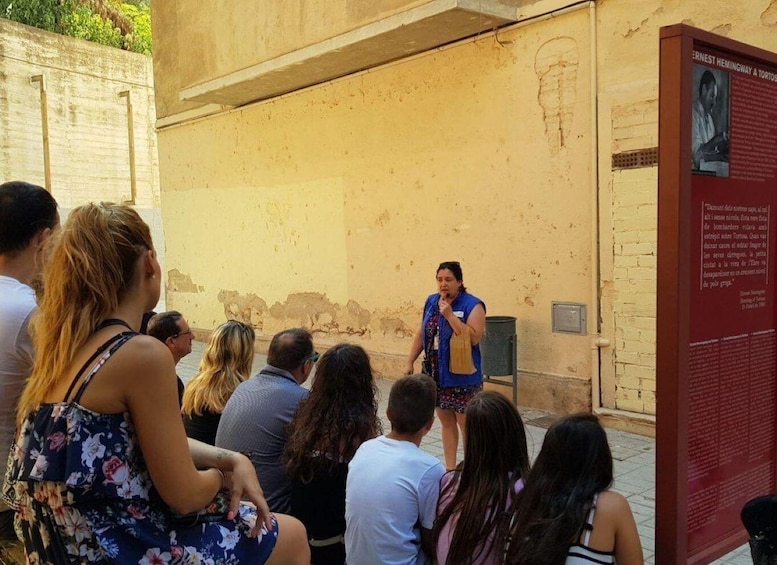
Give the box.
[284,343,382,564]
[506,414,643,565]
[434,391,530,564]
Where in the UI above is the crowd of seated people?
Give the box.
[0,186,644,565]
[1,195,308,564]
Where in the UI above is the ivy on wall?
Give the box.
[0,0,152,55]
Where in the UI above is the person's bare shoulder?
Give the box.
[596,490,633,517]
[112,334,175,374]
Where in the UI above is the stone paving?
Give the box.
[177,341,753,565]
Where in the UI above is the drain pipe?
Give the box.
[587,0,607,411]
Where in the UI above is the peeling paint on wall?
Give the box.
[762,0,777,26]
[218,290,268,329]
[217,290,419,340]
[622,18,649,39]
[534,37,578,156]
[711,23,732,37]
[167,269,205,293]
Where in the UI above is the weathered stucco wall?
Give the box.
[153,0,777,416]
[596,0,777,416]
[0,18,165,308]
[157,8,595,412]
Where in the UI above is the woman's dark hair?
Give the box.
[434,391,530,564]
[505,413,614,565]
[284,343,381,481]
[437,261,467,293]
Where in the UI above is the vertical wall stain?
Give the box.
[534,37,578,156]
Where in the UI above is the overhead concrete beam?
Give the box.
[179,0,518,106]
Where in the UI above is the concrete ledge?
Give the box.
[179,0,516,106]
[595,407,656,438]
[515,370,592,414]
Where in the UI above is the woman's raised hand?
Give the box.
[438,293,453,318]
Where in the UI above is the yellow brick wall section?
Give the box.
[611,165,657,414]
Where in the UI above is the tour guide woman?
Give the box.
[405,261,486,470]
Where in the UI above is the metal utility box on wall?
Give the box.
[551,302,587,335]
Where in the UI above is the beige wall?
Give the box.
[0,19,165,308]
[153,0,777,417]
[157,7,595,412]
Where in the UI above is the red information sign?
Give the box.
[658,25,777,564]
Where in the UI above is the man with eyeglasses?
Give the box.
[147,310,194,406]
[216,328,316,514]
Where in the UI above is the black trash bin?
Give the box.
[480,316,517,376]
[742,495,777,564]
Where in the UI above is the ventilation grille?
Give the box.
[612,147,658,170]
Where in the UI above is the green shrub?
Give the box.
[0,0,65,32]
[0,0,151,54]
[119,2,151,54]
[61,3,123,49]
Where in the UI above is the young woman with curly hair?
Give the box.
[283,343,381,565]
[506,414,643,565]
[434,391,530,564]
[182,320,256,445]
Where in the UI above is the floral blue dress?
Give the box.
[2,332,279,564]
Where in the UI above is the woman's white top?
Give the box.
[565,494,616,565]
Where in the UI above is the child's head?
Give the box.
[387,374,436,434]
[435,392,530,565]
[464,391,530,478]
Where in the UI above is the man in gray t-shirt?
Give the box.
[215,328,315,514]
[0,181,58,537]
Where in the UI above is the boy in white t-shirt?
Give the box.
[345,374,445,565]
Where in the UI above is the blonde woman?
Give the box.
[2,203,308,564]
[183,320,256,445]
